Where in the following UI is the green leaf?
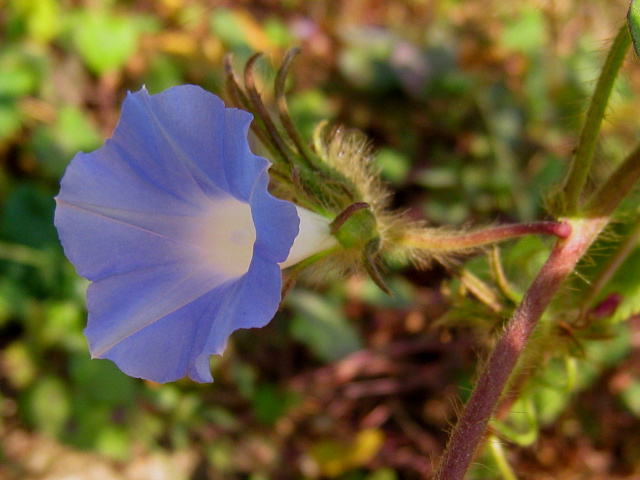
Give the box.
[206,438,235,471]
[0,103,23,142]
[288,90,336,140]
[501,8,545,54]
[41,300,86,350]
[582,323,631,368]
[532,385,571,426]
[251,383,298,425]
[94,425,131,460]
[0,277,30,324]
[22,376,71,437]
[0,48,41,97]
[67,401,113,449]
[365,469,399,480]
[9,0,63,43]
[0,185,58,248]
[3,342,37,389]
[490,397,538,446]
[71,10,142,75]
[502,235,552,290]
[529,357,576,425]
[289,290,363,362]
[263,17,294,47]
[203,406,241,431]
[0,47,44,141]
[628,0,640,58]
[376,148,411,185]
[311,429,385,477]
[69,354,137,407]
[210,9,250,49]
[142,54,186,94]
[231,361,257,400]
[358,276,414,309]
[30,105,102,179]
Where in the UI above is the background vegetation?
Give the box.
[1,0,640,479]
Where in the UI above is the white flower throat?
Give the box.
[196,196,256,279]
[280,205,337,268]
[195,197,337,279]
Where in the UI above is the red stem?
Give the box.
[434,218,604,480]
[401,221,570,252]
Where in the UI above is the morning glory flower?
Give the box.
[55,85,335,383]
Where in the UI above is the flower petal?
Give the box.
[191,254,284,382]
[91,281,238,383]
[55,85,300,383]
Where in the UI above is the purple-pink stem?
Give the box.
[400,221,571,252]
[434,138,640,479]
[433,216,606,480]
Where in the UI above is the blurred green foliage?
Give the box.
[1,0,640,479]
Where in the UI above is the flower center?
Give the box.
[196,195,256,280]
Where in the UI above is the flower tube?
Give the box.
[55,85,333,383]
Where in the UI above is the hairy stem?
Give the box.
[399,221,570,252]
[560,25,630,214]
[434,216,604,480]
[434,29,640,477]
[584,141,640,216]
[436,136,640,479]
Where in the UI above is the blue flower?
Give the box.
[55,85,308,383]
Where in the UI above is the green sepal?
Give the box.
[363,239,391,296]
[333,206,377,250]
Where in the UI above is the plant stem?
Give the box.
[560,25,630,214]
[489,246,520,304]
[488,435,519,480]
[435,136,640,479]
[399,221,570,252]
[458,268,505,314]
[433,26,640,480]
[584,141,640,216]
[434,216,604,480]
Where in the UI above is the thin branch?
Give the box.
[584,140,640,216]
[560,25,631,214]
[488,435,519,480]
[434,216,605,480]
[489,246,520,304]
[435,135,640,479]
[399,221,570,253]
[458,268,505,314]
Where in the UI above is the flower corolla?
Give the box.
[55,85,334,383]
